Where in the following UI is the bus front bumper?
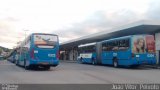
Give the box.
[133,59,156,65]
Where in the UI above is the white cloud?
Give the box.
[0,0,159,48]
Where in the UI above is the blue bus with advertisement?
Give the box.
[15,33,59,70]
[78,35,156,67]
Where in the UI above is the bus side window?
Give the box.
[102,42,108,51]
[112,40,119,51]
[118,39,129,50]
[108,42,112,51]
[102,43,106,51]
[125,39,129,47]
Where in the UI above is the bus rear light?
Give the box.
[56,51,60,59]
[30,48,35,59]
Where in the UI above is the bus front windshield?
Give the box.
[34,34,58,48]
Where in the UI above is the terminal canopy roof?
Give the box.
[60,20,160,50]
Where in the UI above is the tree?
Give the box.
[0,48,2,55]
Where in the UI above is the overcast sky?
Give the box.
[0,0,159,49]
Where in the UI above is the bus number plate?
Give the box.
[48,54,55,57]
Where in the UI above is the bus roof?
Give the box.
[101,34,152,43]
[78,42,96,47]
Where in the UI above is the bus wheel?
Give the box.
[92,60,95,65]
[113,58,118,68]
[80,57,83,64]
[24,60,30,70]
[92,59,96,65]
[15,60,19,66]
[25,65,30,70]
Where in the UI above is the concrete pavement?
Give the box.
[0,60,160,84]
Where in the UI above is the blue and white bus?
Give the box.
[78,35,156,67]
[78,43,97,65]
[15,33,59,70]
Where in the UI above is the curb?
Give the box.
[60,60,77,63]
[141,65,160,69]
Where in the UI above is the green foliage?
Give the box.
[0,46,11,55]
[0,48,2,55]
